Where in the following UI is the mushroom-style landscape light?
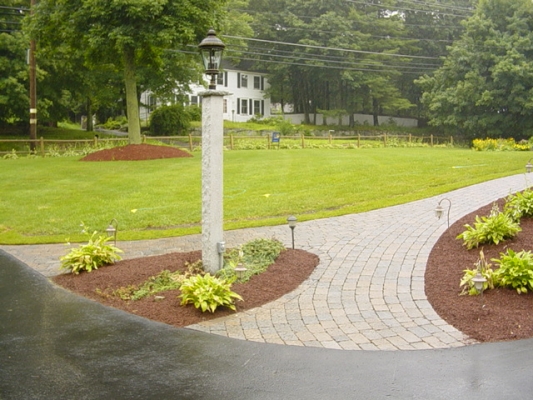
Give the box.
[287,215,297,249]
[526,158,533,173]
[435,198,452,228]
[472,271,487,308]
[198,29,226,90]
[106,218,118,246]
[234,263,247,280]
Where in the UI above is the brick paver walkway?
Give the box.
[2,174,530,350]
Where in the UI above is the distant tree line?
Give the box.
[1,0,532,141]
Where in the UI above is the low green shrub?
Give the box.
[60,231,123,274]
[219,238,286,282]
[457,205,521,249]
[493,249,533,294]
[149,104,191,136]
[179,273,242,313]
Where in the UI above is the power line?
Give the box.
[223,35,441,60]
[345,0,472,17]
[249,22,455,43]
[229,43,441,70]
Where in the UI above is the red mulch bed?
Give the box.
[53,249,319,327]
[80,143,192,161]
[426,198,533,342]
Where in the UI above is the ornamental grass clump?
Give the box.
[457,204,521,249]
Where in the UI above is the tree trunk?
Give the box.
[123,46,141,144]
[86,97,93,132]
[372,97,379,126]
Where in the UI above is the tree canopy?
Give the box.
[418,0,533,139]
[28,0,228,143]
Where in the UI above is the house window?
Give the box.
[241,74,248,88]
[191,95,199,105]
[240,98,248,114]
[148,95,157,111]
[254,76,261,90]
[223,99,228,114]
[217,73,224,86]
[254,100,262,115]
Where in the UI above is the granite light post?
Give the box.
[198,30,228,274]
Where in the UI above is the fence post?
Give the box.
[430,134,434,147]
[409,133,412,143]
[450,136,454,146]
[142,135,146,144]
[357,133,360,148]
[39,137,45,157]
[329,133,332,144]
[93,135,98,146]
[189,134,193,152]
[301,133,305,149]
[383,134,387,147]
[229,134,233,150]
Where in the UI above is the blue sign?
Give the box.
[272,132,280,143]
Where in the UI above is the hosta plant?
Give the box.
[459,250,495,295]
[457,205,521,249]
[504,188,533,221]
[492,249,533,294]
[60,232,123,274]
[179,273,243,313]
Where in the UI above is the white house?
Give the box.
[140,64,271,123]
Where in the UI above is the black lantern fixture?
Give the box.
[198,29,225,90]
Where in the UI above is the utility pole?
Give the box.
[29,0,37,151]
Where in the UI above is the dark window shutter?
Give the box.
[249,99,252,115]
[225,72,228,87]
[237,98,240,114]
[261,77,264,91]
[237,73,241,88]
[261,100,264,115]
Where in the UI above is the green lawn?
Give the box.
[0,147,528,244]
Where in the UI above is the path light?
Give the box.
[472,272,487,308]
[435,198,452,228]
[106,218,118,246]
[234,263,247,280]
[287,215,297,249]
[526,158,533,173]
[198,29,225,90]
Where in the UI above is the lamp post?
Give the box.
[198,30,229,274]
[526,158,533,173]
[105,218,118,246]
[435,198,452,228]
[287,215,297,249]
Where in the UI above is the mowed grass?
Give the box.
[0,147,528,244]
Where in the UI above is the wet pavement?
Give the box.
[2,174,533,398]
